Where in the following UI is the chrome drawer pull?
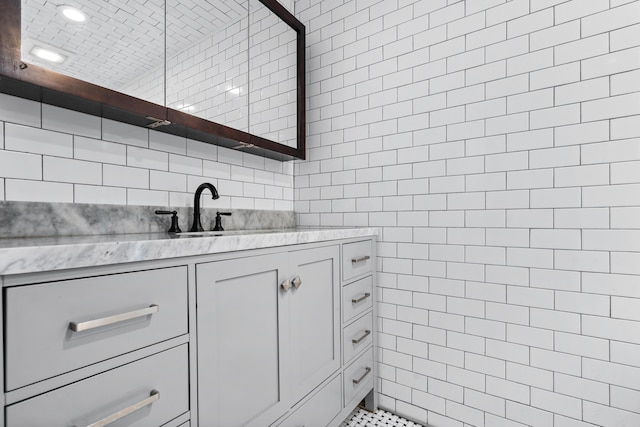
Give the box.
[352,367,371,385]
[352,293,371,304]
[351,255,370,264]
[352,329,371,344]
[69,305,159,332]
[82,390,160,427]
[281,279,292,292]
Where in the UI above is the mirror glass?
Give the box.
[165,0,249,132]
[21,0,166,105]
[249,1,297,148]
[17,0,303,156]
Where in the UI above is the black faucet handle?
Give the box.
[155,210,182,233]
[213,211,232,231]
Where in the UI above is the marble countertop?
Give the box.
[0,228,378,276]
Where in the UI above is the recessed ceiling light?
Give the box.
[30,46,67,63]
[58,5,87,22]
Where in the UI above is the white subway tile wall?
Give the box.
[295,0,640,425]
[0,93,294,210]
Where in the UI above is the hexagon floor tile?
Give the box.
[341,408,425,427]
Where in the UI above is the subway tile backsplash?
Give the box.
[0,93,294,210]
[42,104,101,138]
[102,119,150,147]
[295,0,640,425]
[0,96,40,128]
[6,122,74,157]
[5,179,73,203]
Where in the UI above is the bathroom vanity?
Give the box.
[0,228,377,427]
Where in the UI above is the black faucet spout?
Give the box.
[190,182,220,232]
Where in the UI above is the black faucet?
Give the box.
[190,182,220,232]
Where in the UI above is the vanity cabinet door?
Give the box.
[196,253,290,427]
[287,245,341,402]
[195,245,340,426]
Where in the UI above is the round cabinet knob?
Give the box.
[281,279,292,292]
[292,276,302,289]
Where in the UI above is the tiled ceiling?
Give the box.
[22,0,249,92]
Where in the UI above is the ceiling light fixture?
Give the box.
[58,5,87,22]
[30,46,67,63]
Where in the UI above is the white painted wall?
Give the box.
[294,0,640,425]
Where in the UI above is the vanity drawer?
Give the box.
[342,240,373,282]
[343,348,374,406]
[343,276,373,323]
[6,345,189,426]
[343,312,373,365]
[5,266,188,390]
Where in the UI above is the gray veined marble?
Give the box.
[0,201,296,239]
[0,228,379,276]
[0,201,378,276]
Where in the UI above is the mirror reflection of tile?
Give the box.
[21,0,298,147]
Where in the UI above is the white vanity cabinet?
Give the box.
[6,345,190,427]
[341,239,376,412]
[5,267,188,390]
[275,375,343,427]
[196,244,341,427]
[195,252,291,427]
[275,238,377,427]
[2,265,192,427]
[0,231,376,427]
[288,246,342,401]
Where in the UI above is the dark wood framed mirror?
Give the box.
[0,0,305,161]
